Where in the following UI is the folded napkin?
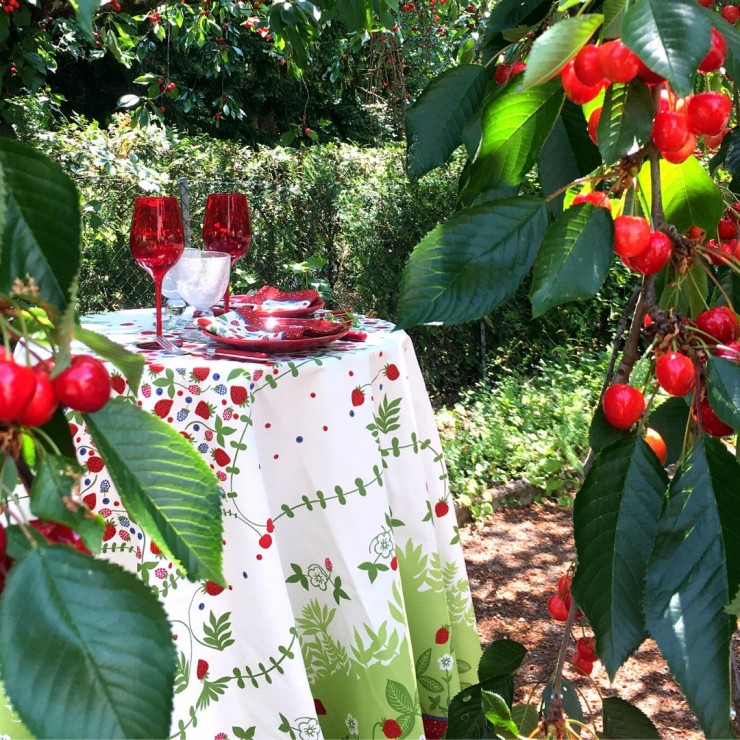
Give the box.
[198,310,347,342]
[197,312,286,341]
[239,286,318,310]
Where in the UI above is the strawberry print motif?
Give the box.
[385,363,400,381]
[154,399,173,418]
[212,449,231,467]
[314,698,327,715]
[205,580,225,595]
[422,715,448,740]
[351,387,365,407]
[196,659,209,680]
[102,523,116,542]
[230,386,248,405]
[110,375,126,394]
[434,500,449,518]
[150,541,161,555]
[68,423,79,436]
[195,401,212,420]
[435,626,450,644]
[82,493,96,510]
[86,456,105,473]
[191,367,210,381]
[149,364,165,374]
[252,370,263,381]
[205,430,214,441]
[382,718,402,738]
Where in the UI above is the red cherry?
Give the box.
[623,230,673,274]
[494,63,512,84]
[656,352,696,396]
[598,40,639,83]
[29,519,91,555]
[511,61,527,77]
[603,384,646,429]
[577,636,598,662]
[17,366,58,427]
[613,215,651,258]
[693,398,734,437]
[703,238,735,266]
[0,524,6,561]
[558,574,572,600]
[635,57,665,84]
[53,355,111,413]
[721,4,740,23]
[571,651,594,676]
[0,360,36,422]
[686,92,732,136]
[560,59,603,105]
[725,202,740,223]
[547,594,569,621]
[573,191,612,210]
[661,132,697,164]
[718,217,738,240]
[696,0,714,6]
[695,306,739,344]
[699,28,727,72]
[715,339,740,361]
[587,107,601,145]
[645,428,668,465]
[573,45,606,87]
[651,111,689,152]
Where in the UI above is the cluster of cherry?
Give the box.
[546,574,600,676]
[0,352,111,429]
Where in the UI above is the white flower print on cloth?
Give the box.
[297,717,321,740]
[437,653,454,672]
[346,714,359,735]
[372,530,394,559]
[307,564,329,590]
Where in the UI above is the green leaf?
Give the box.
[572,437,668,679]
[706,10,740,86]
[0,140,80,310]
[530,204,614,317]
[406,65,487,181]
[637,155,723,236]
[542,678,583,726]
[385,679,415,714]
[482,0,554,62]
[706,356,740,431]
[83,398,223,583]
[658,259,708,318]
[597,81,654,165]
[68,0,97,38]
[75,326,145,395]
[446,684,487,739]
[647,396,691,466]
[521,15,603,89]
[645,438,740,738]
[460,79,564,197]
[481,691,518,737]
[602,697,661,739]
[603,0,629,37]
[30,455,104,553]
[539,100,602,201]
[0,545,175,739]
[396,196,549,328]
[511,704,538,735]
[478,638,527,707]
[622,0,711,97]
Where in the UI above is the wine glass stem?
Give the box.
[224,283,231,312]
[154,277,164,337]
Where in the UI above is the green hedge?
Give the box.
[26,115,632,402]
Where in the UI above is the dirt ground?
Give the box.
[459,501,704,739]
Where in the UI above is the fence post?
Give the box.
[179,178,192,249]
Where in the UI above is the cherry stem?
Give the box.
[551,596,579,713]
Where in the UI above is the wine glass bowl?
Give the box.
[130,196,185,343]
[202,193,251,310]
[176,250,231,316]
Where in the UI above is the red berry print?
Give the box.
[230,386,248,405]
[385,364,400,381]
[213,448,231,467]
[434,500,449,518]
[110,375,126,394]
[86,456,105,473]
[423,715,449,740]
[196,659,209,680]
[390,555,398,571]
[435,626,450,644]
[382,719,402,739]
[324,557,333,571]
[150,541,161,555]
[149,364,164,374]
[154,399,173,418]
[314,698,327,715]
[83,493,96,510]
[102,523,116,542]
[266,518,275,533]
[205,580,225,595]
[351,387,365,406]
[195,400,212,419]
[192,367,210,381]
[259,534,273,549]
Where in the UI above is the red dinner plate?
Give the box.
[231,290,325,318]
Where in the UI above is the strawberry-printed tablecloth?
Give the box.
[70,309,481,740]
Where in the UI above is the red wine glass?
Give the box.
[202,193,251,310]
[130,196,185,344]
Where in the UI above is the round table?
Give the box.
[71,309,481,740]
